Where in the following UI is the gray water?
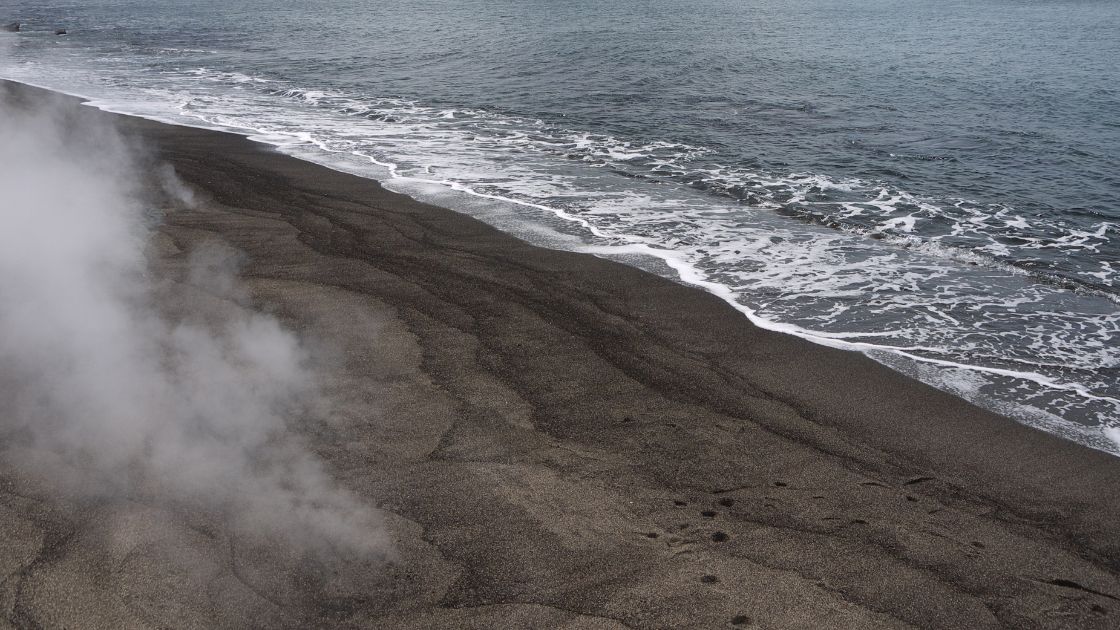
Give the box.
[2,0,1118,452]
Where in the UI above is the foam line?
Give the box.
[577,241,1120,410]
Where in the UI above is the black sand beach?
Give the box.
[2,80,1120,629]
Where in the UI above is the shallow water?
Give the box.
[2,0,1118,452]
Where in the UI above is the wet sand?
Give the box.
[2,80,1120,629]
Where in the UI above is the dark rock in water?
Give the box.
[2,22,19,32]
[55,29,67,35]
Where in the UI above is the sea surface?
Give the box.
[2,0,1118,452]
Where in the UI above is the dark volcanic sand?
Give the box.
[2,80,1120,629]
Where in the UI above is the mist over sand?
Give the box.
[1,80,1118,628]
[0,95,387,557]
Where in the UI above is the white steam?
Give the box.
[0,96,386,556]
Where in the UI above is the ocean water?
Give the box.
[2,0,1118,452]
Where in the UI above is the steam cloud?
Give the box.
[0,94,386,556]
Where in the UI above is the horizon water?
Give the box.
[2,0,1118,454]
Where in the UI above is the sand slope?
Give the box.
[1,81,1118,629]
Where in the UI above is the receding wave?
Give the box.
[256,78,1118,298]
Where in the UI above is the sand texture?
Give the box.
[1,81,1119,629]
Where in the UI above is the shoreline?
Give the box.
[4,77,1114,456]
[3,79,1120,628]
